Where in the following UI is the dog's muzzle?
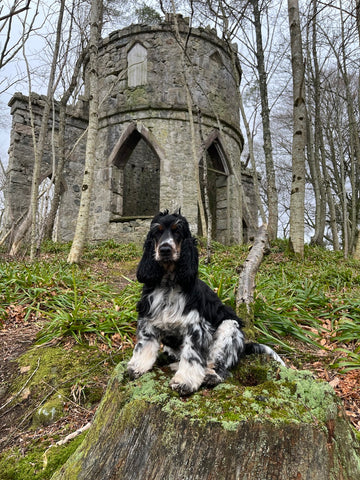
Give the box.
[158,242,174,262]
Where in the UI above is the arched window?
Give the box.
[127,43,147,87]
[110,126,160,219]
[199,136,230,243]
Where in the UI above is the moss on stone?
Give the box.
[0,344,128,479]
[124,86,148,107]
[32,394,66,428]
[12,344,125,407]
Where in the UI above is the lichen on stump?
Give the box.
[51,359,360,480]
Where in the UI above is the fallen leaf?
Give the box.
[329,377,340,388]
[21,388,31,400]
[20,365,31,374]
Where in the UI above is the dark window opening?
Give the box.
[111,130,160,219]
[243,219,249,244]
[198,141,229,243]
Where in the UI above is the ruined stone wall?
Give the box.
[86,14,250,244]
[4,15,257,245]
[3,93,88,241]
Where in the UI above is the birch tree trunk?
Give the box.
[252,0,278,242]
[236,224,269,332]
[67,0,102,264]
[288,0,306,257]
[9,0,65,258]
[239,91,266,225]
[170,7,207,238]
[307,2,326,247]
[43,48,88,241]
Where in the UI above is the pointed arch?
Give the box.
[127,42,147,87]
[109,123,163,219]
[209,50,224,68]
[198,131,231,243]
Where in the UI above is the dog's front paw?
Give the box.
[170,378,195,396]
[202,369,223,388]
[169,370,203,396]
[127,365,144,380]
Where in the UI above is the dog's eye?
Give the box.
[171,224,177,231]
[157,225,164,232]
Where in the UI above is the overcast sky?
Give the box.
[0,1,60,167]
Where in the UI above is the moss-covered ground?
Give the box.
[0,432,85,480]
[0,343,129,479]
[1,239,360,477]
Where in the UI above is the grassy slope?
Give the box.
[2,238,360,367]
[0,239,360,478]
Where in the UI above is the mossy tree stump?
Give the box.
[51,359,360,480]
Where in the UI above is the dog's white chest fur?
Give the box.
[148,287,199,331]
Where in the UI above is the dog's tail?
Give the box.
[244,342,285,366]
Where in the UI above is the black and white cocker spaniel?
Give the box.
[127,209,285,396]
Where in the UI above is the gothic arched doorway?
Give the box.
[109,124,161,220]
[198,132,230,243]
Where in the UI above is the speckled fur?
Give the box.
[127,210,285,395]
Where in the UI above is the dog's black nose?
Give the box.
[159,244,172,256]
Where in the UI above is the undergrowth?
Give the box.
[1,239,360,369]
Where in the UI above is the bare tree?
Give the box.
[0,0,39,73]
[67,0,103,264]
[9,0,66,258]
[42,47,89,241]
[287,0,306,256]
[250,0,278,242]
[0,0,30,21]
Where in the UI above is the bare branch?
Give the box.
[0,0,31,22]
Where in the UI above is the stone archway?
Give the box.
[108,123,162,220]
[198,131,231,243]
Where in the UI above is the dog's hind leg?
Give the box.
[203,320,245,387]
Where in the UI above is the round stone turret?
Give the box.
[5,14,257,245]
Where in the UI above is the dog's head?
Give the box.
[150,210,191,265]
[137,209,198,289]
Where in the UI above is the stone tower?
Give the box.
[4,14,257,245]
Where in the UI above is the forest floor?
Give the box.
[1,275,359,453]
[0,244,360,477]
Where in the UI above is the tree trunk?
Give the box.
[307,1,326,247]
[67,0,102,264]
[236,224,269,333]
[239,90,266,225]
[338,1,360,255]
[252,0,278,242]
[9,0,66,259]
[51,360,360,480]
[288,0,306,257]
[170,10,207,238]
[43,47,88,241]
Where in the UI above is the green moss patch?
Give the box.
[113,357,343,432]
[12,345,127,410]
[0,345,132,479]
[0,433,86,480]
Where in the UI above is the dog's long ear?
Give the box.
[136,234,163,285]
[175,236,199,290]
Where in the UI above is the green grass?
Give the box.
[1,239,360,368]
[0,243,139,347]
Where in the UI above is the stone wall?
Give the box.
[3,93,88,241]
[4,14,257,246]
